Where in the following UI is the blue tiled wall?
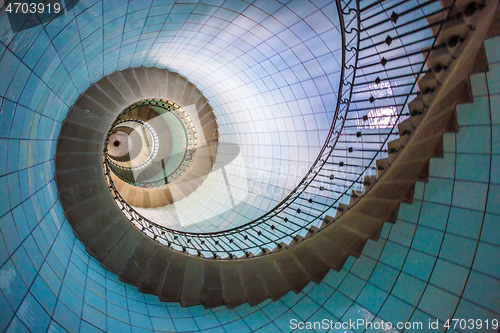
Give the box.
[0,1,499,332]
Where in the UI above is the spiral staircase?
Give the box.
[50,0,500,311]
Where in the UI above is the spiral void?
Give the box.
[34,0,499,318]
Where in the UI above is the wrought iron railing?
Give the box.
[105,0,459,258]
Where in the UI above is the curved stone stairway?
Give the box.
[55,0,499,309]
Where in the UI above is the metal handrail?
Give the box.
[104,0,458,258]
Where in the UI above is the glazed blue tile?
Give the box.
[150,316,175,332]
[234,303,255,317]
[377,295,414,327]
[456,126,490,154]
[341,304,373,333]
[11,246,36,288]
[107,317,132,333]
[5,315,30,333]
[306,307,336,333]
[473,242,500,279]
[128,298,149,315]
[458,96,490,125]
[39,262,62,296]
[87,268,106,288]
[429,152,455,179]
[308,282,335,306]
[480,213,500,246]
[379,241,409,270]
[5,63,30,102]
[243,310,272,331]
[412,226,443,256]
[58,285,83,315]
[280,290,305,309]
[261,300,289,321]
[443,132,456,152]
[341,256,355,271]
[453,299,500,329]
[80,320,104,333]
[430,259,469,295]
[21,236,43,271]
[337,274,366,300]
[439,234,477,267]
[0,213,21,254]
[423,178,454,204]
[487,63,500,95]
[391,273,425,308]
[192,313,220,330]
[356,283,389,314]
[368,263,400,292]
[417,201,449,231]
[491,155,500,183]
[9,106,27,139]
[69,263,87,287]
[53,301,81,332]
[418,285,459,322]
[485,35,500,64]
[405,310,439,333]
[486,184,500,214]
[402,249,436,281]
[0,288,14,332]
[106,279,126,296]
[0,234,8,269]
[82,303,107,331]
[17,292,51,333]
[214,308,241,325]
[22,200,39,232]
[131,326,154,333]
[86,278,105,299]
[130,311,153,330]
[388,220,417,247]
[173,317,200,332]
[11,206,29,242]
[453,181,488,210]
[268,309,299,333]
[294,296,322,321]
[0,50,20,96]
[47,320,67,333]
[126,284,145,302]
[322,292,353,319]
[456,153,490,183]
[469,72,488,97]
[447,207,483,240]
[145,304,168,318]
[45,252,65,282]
[85,290,106,314]
[107,302,130,323]
[362,238,387,260]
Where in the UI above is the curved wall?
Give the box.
[0,1,499,332]
[1,0,343,234]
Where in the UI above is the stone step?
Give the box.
[220,262,246,308]
[238,260,268,306]
[138,244,170,295]
[101,226,144,276]
[254,255,290,302]
[203,261,224,308]
[119,237,157,285]
[158,251,186,302]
